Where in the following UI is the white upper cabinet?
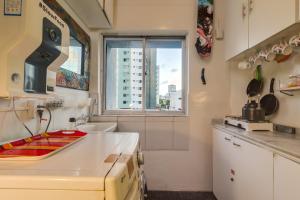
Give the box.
[98,0,104,8]
[274,155,300,200]
[248,0,296,47]
[225,0,298,60]
[225,0,249,60]
[64,0,114,29]
[104,0,114,26]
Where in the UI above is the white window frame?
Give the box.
[101,35,187,116]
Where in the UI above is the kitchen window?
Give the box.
[103,36,186,115]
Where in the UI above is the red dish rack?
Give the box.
[0,130,87,160]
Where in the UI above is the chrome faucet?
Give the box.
[76,114,89,126]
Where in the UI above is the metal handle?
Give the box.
[230,177,234,182]
[231,169,235,175]
[137,152,144,166]
[249,0,254,13]
[224,137,231,141]
[120,174,126,183]
[233,142,241,147]
[270,78,275,94]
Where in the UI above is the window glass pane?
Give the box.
[105,39,144,110]
[145,39,183,111]
[61,36,84,74]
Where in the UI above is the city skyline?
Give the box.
[157,48,182,96]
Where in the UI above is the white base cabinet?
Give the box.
[213,130,232,200]
[213,128,273,200]
[274,155,300,200]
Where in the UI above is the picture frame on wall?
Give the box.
[43,0,90,91]
[4,0,22,16]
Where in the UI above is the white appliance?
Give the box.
[0,0,70,98]
[224,116,273,131]
[0,132,143,200]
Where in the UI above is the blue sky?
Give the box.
[157,49,182,95]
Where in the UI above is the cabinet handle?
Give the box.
[249,0,254,13]
[224,137,231,141]
[233,142,241,147]
[230,169,235,175]
[242,3,247,18]
[230,177,234,182]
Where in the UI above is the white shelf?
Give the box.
[279,86,300,96]
[279,86,300,92]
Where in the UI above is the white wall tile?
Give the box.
[90,116,118,122]
[174,116,190,122]
[118,116,145,122]
[117,121,146,150]
[173,120,190,150]
[146,121,173,150]
[146,116,173,122]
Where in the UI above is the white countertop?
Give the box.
[0,132,139,191]
[213,120,300,163]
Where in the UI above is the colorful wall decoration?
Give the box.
[195,0,214,58]
[44,0,90,91]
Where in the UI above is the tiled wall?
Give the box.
[230,54,300,128]
[92,0,230,191]
[0,87,89,143]
[91,116,190,151]
[0,0,92,144]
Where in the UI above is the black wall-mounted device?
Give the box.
[24,17,62,94]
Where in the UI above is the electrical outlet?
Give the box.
[45,98,64,109]
[26,100,35,119]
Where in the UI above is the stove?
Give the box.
[224,116,273,131]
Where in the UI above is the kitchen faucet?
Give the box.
[76,114,89,126]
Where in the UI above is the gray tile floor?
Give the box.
[148,191,217,200]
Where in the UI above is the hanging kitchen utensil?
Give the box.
[260,78,279,116]
[201,68,206,85]
[195,0,214,58]
[246,65,263,97]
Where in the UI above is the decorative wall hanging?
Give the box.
[195,0,214,58]
[43,0,90,91]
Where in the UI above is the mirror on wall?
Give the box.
[61,36,85,75]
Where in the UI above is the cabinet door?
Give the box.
[213,129,233,200]
[225,0,249,60]
[64,0,111,29]
[231,137,273,200]
[248,0,296,47]
[104,0,114,25]
[98,0,104,8]
[274,155,300,200]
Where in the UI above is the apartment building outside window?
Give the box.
[104,36,186,114]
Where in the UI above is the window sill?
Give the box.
[100,110,188,117]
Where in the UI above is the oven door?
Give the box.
[124,178,140,200]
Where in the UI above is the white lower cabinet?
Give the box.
[213,128,273,200]
[274,155,300,200]
[213,129,233,200]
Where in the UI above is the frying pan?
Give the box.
[247,65,263,97]
[260,78,279,116]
